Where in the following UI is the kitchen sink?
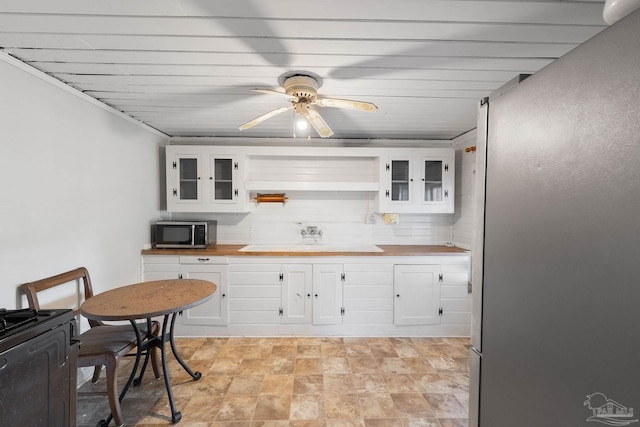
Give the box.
[239,244,384,253]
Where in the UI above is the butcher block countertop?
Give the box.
[142,245,468,257]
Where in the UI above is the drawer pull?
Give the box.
[197,258,210,262]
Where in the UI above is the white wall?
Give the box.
[0,57,167,309]
[452,129,477,250]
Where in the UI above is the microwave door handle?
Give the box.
[191,225,195,246]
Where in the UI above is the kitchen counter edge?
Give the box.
[141,245,469,257]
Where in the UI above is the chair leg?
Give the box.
[150,346,161,379]
[105,358,124,427]
[91,365,102,383]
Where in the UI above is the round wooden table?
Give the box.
[81,279,216,425]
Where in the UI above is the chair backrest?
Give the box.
[19,267,101,327]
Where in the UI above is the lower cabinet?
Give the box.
[142,254,470,333]
[228,263,312,324]
[142,255,228,326]
[312,263,394,325]
[393,264,441,325]
[179,264,228,325]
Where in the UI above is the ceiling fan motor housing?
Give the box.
[283,75,319,102]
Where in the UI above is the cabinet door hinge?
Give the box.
[234,189,239,197]
[385,163,390,171]
[234,162,238,170]
[444,190,449,198]
[341,273,345,282]
[444,164,449,172]
[385,190,390,198]
[279,308,283,316]
[468,281,472,294]
[172,189,177,197]
[439,273,443,282]
[178,273,183,279]
[340,307,345,316]
[439,307,443,316]
[172,161,177,169]
[279,273,284,281]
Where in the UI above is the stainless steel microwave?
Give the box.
[152,221,217,249]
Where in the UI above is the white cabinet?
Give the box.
[228,263,312,324]
[312,264,343,325]
[393,264,441,325]
[142,254,470,334]
[142,255,228,326]
[166,146,247,212]
[379,149,455,213]
[179,262,228,326]
[312,263,394,325]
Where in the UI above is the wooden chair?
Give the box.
[20,267,160,427]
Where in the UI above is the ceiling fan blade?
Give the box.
[251,88,296,101]
[238,106,293,130]
[307,109,334,138]
[315,97,378,112]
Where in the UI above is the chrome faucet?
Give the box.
[301,226,323,237]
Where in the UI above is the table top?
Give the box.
[80,279,217,321]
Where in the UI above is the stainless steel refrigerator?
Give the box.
[469,9,640,427]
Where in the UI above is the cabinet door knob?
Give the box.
[307,293,311,298]
[396,294,400,298]
[314,294,319,298]
[222,293,226,298]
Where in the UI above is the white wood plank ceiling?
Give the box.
[0,0,608,140]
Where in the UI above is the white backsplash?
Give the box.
[168,191,453,246]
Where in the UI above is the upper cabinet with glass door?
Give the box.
[379,148,454,213]
[166,146,247,212]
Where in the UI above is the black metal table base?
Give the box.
[99,315,201,426]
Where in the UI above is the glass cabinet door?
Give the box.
[391,160,411,201]
[212,157,236,202]
[422,160,443,201]
[178,158,199,200]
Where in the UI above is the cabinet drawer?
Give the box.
[144,263,181,273]
[229,271,281,285]
[179,256,228,264]
[143,255,180,264]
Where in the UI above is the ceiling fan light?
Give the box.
[296,116,308,131]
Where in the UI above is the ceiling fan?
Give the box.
[238,72,378,138]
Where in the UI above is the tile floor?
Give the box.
[77,337,470,427]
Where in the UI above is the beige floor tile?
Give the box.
[297,345,322,358]
[78,336,471,427]
[352,373,388,394]
[422,393,467,418]
[324,394,362,419]
[390,393,434,418]
[228,375,264,396]
[290,394,326,420]
[261,374,295,396]
[295,358,324,375]
[357,393,398,419]
[324,374,355,394]
[293,375,324,395]
[349,357,379,374]
[253,395,291,420]
[216,395,258,421]
[323,357,351,374]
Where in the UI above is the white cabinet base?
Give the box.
[144,254,470,337]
